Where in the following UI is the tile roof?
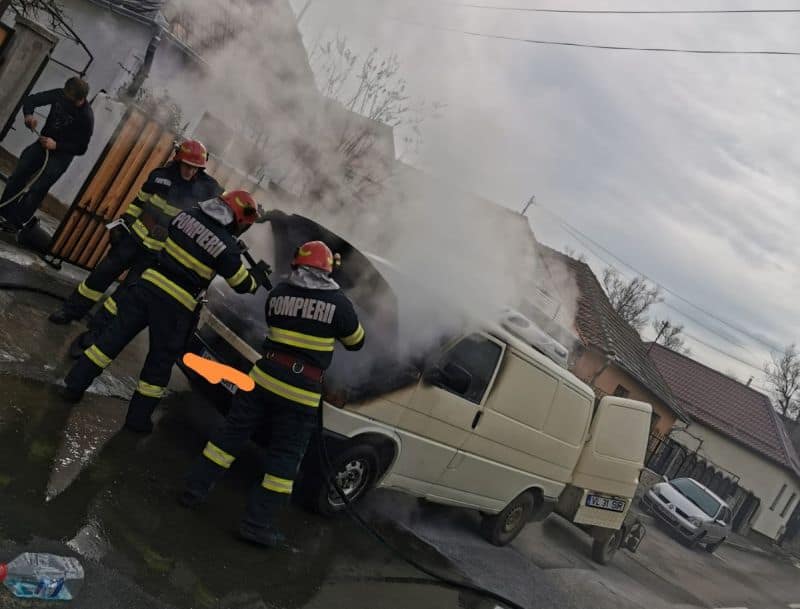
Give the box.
[539,246,683,420]
[650,342,800,477]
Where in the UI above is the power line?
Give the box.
[536,205,785,353]
[681,330,764,373]
[560,223,749,350]
[386,16,800,56]
[439,3,800,15]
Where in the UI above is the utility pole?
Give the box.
[648,320,670,354]
[521,195,536,216]
[297,0,314,25]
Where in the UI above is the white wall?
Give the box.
[672,424,800,539]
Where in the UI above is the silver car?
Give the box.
[641,477,731,552]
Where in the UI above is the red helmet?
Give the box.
[293,240,334,273]
[174,139,208,168]
[221,190,258,233]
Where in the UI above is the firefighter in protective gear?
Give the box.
[49,140,221,342]
[60,191,266,433]
[181,240,365,548]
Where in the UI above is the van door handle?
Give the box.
[471,411,482,429]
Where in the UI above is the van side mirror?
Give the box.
[425,362,471,395]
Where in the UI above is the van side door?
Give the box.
[390,334,505,490]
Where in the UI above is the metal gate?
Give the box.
[49,108,175,269]
[49,106,285,271]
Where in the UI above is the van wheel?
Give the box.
[704,537,726,553]
[480,492,536,546]
[313,444,381,516]
[591,528,622,565]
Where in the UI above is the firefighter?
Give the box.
[60,190,267,433]
[49,140,222,349]
[180,240,365,548]
[0,77,94,231]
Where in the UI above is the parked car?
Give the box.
[641,477,731,552]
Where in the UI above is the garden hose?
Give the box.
[0,127,50,212]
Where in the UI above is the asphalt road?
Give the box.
[1,248,800,609]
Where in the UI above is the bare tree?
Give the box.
[8,1,69,34]
[764,344,800,420]
[602,267,662,332]
[652,318,690,355]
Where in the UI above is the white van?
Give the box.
[194,308,652,562]
[184,215,651,563]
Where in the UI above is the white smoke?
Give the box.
[149,0,578,365]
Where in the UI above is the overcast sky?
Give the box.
[289,0,800,392]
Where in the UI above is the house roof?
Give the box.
[649,342,800,477]
[539,246,684,421]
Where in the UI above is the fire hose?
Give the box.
[315,404,528,609]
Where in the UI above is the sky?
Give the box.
[287,0,800,394]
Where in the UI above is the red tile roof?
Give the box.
[540,246,683,420]
[650,343,800,476]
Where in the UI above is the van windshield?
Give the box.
[670,478,721,518]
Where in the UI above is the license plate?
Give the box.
[586,494,626,512]
[200,349,238,394]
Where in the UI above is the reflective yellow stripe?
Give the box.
[165,238,214,279]
[136,380,165,398]
[268,327,335,352]
[203,442,236,469]
[126,203,143,218]
[249,366,321,407]
[141,269,198,311]
[103,296,118,316]
[149,194,181,217]
[262,473,293,494]
[77,281,103,302]
[84,345,111,368]
[226,265,249,288]
[132,220,165,251]
[340,324,365,347]
[137,190,151,203]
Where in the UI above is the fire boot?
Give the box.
[180,457,225,509]
[124,393,160,434]
[238,485,287,548]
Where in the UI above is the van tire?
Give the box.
[704,537,725,553]
[480,492,536,546]
[591,527,622,565]
[301,443,381,517]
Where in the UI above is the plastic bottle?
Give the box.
[0,553,84,601]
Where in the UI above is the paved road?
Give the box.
[1,251,799,609]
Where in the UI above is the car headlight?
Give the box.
[688,517,703,527]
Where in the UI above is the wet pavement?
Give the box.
[3,248,800,609]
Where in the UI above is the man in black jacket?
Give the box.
[0,77,94,230]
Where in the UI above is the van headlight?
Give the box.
[688,517,703,527]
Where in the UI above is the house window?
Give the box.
[770,484,787,510]
[781,493,797,518]
[613,384,630,397]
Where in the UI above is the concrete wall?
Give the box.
[571,349,678,436]
[671,423,800,540]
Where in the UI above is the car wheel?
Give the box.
[689,531,707,549]
[704,536,726,553]
[592,527,623,565]
[480,492,537,546]
[314,444,381,516]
